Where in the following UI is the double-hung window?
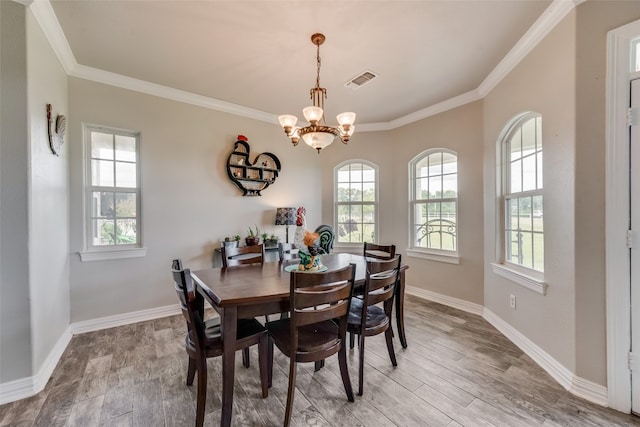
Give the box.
[503,113,543,272]
[335,161,378,244]
[409,149,458,262]
[81,125,144,261]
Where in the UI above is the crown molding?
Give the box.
[29,0,76,74]
[31,0,577,130]
[478,0,577,97]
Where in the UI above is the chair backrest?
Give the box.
[314,224,336,254]
[221,244,265,267]
[171,260,206,351]
[289,264,356,362]
[361,256,401,317]
[278,242,300,262]
[363,242,396,260]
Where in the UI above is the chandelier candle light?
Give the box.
[278,33,356,153]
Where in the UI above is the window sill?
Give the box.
[406,249,459,265]
[79,247,148,262]
[491,263,548,295]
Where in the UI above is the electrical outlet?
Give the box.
[510,294,517,310]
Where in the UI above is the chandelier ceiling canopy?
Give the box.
[278,33,356,153]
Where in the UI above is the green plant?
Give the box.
[270,234,277,241]
[247,225,260,238]
[224,236,231,242]
[233,234,241,241]
[261,232,269,241]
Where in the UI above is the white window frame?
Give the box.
[333,160,378,249]
[79,124,146,262]
[407,148,459,264]
[491,112,547,294]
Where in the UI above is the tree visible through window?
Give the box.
[410,149,458,252]
[335,161,377,244]
[503,113,543,271]
[86,126,141,248]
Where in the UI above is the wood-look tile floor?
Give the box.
[2,296,640,426]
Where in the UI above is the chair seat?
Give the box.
[348,298,388,329]
[186,318,266,350]
[267,318,340,356]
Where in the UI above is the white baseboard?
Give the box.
[0,327,72,405]
[0,303,181,405]
[406,285,484,316]
[70,303,181,334]
[483,308,608,406]
[406,287,608,407]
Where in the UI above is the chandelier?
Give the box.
[278,33,356,153]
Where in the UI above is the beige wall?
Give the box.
[319,101,485,305]
[574,1,640,384]
[67,78,322,322]
[26,6,70,376]
[483,12,577,371]
[1,0,32,383]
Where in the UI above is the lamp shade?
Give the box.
[275,207,296,225]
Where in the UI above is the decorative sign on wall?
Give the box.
[47,104,66,156]
[226,135,281,196]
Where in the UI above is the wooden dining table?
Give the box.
[191,252,408,427]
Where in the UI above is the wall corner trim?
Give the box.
[0,327,72,405]
[406,286,609,408]
[483,309,608,407]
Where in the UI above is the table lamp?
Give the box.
[275,207,296,243]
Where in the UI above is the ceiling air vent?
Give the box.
[345,70,377,90]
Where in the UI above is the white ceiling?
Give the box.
[42,0,574,129]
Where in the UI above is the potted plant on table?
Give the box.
[246,225,260,246]
[222,236,239,249]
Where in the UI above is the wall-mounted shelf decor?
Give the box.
[226,136,281,196]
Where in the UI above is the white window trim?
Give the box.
[333,159,379,244]
[499,112,545,278]
[79,247,147,262]
[408,148,458,256]
[80,124,145,261]
[406,248,460,264]
[491,262,547,295]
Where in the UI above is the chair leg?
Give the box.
[267,337,274,388]
[349,331,355,349]
[338,341,355,402]
[358,334,365,396]
[195,357,207,427]
[385,326,398,367]
[283,359,297,427]
[314,360,324,371]
[242,347,250,368]
[186,357,196,386]
[257,336,269,398]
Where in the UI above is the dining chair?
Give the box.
[266,264,356,427]
[363,242,396,260]
[171,260,269,427]
[314,224,335,254]
[221,243,265,267]
[219,244,266,366]
[360,242,408,350]
[278,242,300,262]
[347,255,401,395]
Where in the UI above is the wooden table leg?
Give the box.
[396,270,408,348]
[221,306,237,427]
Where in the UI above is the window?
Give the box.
[503,113,543,272]
[81,125,144,260]
[409,149,458,256]
[335,161,377,244]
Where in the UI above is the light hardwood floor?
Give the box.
[1,295,639,426]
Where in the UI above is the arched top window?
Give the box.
[334,160,378,245]
[409,149,458,254]
[502,112,544,271]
